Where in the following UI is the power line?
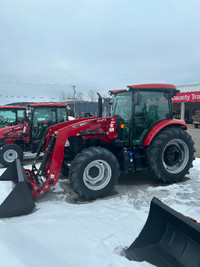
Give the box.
[0,80,100,92]
[0,80,73,87]
[0,94,56,100]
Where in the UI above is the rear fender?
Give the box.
[143,119,187,146]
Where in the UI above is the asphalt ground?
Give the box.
[186,124,200,158]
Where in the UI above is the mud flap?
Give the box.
[125,197,200,267]
[0,159,35,218]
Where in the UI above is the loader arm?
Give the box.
[43,116,93,146]
[26,117,118,198]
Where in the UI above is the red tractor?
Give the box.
[0,83,195,218]
[0,105,26,128]
[0,103,69,167]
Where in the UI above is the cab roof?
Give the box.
[0,105,26,109]
[110,83,179,95]
[28,103,67,107]
[109,89,126,94]
[128,83,177,90]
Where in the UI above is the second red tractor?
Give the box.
[0,103,69,166]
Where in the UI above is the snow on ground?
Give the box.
[0,159,200,267]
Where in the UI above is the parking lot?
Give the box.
[187,124,200,158]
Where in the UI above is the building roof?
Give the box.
[176,83,200,92]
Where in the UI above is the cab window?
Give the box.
[57,108,67,123]
[133,91,171,144]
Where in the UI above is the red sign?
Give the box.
[172,91,200,103]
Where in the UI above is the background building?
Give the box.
[173,84,200,122]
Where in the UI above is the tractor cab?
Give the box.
[0,106,26,128]
[110,84,179,146]
[27,103,68,146]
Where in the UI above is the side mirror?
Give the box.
[109,99,114,105]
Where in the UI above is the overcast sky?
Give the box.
[0,0,200,104]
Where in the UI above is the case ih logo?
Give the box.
[173,91,200,103]
[4,126,22,134]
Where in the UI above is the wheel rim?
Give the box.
[83,160,112,190]
[3,149,18,163]
[162,139,189,174]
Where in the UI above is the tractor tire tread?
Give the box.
[146,127,195,183]
[69,146,120,200]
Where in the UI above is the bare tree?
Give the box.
[67,91,73,101]
[59,90,67,102]
[102,93,109,99]
[76,91,84,101]
[88,89,97,102]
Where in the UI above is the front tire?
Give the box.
[146,127,195,183]
[0,144,23,167]
[69,147,120,200]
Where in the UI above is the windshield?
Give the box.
[110,91,132,121]
[0,109,26,128]
[0,110,22,128]
[33,108,56,125]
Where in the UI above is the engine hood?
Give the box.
[0,124,24,139]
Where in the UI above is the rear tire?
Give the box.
[69,147,120,200]
[0,144,23,167]
[146,127,195,183]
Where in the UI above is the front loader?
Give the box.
[0,83,195,219]
[125,197,200,267]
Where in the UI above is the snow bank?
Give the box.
[0,159,199,266]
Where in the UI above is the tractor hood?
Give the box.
[44,116,118,148]
[0,124,24,140]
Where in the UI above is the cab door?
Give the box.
[31,107,56,142]
[132,90,172,145]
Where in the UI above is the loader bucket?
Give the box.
[125,197,200,267]
[0,159,35,218]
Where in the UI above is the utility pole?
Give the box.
[72,85,76,117]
